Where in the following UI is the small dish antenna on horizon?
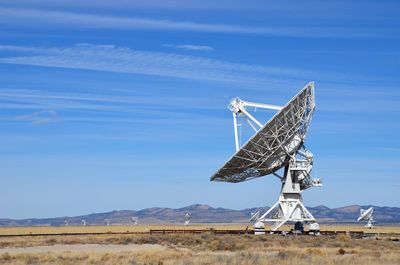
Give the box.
[249,210,265,234]
[250,211,260,222]
[81,219,87,226]
[132,217,138,225]
[64,219,68,226]
[184,212,192,226]
[357,207,374,228]
[104,219,110,226]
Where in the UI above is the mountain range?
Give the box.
[1,204,399,226]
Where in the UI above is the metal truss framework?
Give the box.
[211,82,322,231]
[257,145,322,231]
[211,82,316,183]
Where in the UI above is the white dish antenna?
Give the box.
[250,211,260,222]
[81,219,87,226]
[357,207,374,228]
[104,219,110,226]
[184,212,192,226]
[64,219,68,226]
[211,82,322,232]
[132,217,139,225]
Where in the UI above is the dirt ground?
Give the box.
[0,243,165,254]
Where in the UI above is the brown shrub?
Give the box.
[277,250,290,259]
[0,253,11,262]
[207,238,243,251]
[338,234,351,242]
[305,248,325,256]
[45,238,57,245]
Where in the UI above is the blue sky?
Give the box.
[0,0,399,219]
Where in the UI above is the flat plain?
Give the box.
[0,224,399,265]
[1,223,400,235]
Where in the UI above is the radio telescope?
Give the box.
[104,219,110,226]
[184,212,192,226]
[357,207,374,228]
[132,217,139,225]
[81,219,87,226]
[250,211,260,222]
[211,82,322,232]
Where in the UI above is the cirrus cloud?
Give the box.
[163,44,214,51]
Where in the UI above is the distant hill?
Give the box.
[1,204,399,226]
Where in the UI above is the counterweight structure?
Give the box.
[211,82,322,232]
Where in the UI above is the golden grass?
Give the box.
[1,250,400,265]
[1,223,399,236]
[0,224,247,236]
[319,224,400,234]
[0,233,399,265]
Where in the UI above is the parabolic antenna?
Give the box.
[184,212,192,226]
[211,82,322,232]
[357,207,374,228]
[132,217,139,225]
[249,211,260,222]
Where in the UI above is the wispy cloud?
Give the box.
[3,0,399,21]
[0,87,230,127]
[318,98,400,113]
[0,44,314,86]
[0,88,223,111]
[0,44,393,114]
[374,147,400,152]
[163,44,214,51]
[16,110,59,124]
[0,8,397,38]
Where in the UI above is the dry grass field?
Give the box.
[0,225,399,265]
[1,223,400,236]
[0,224,247,236]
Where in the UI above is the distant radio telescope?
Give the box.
[184,213,192,226]
[357,207,374,228]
